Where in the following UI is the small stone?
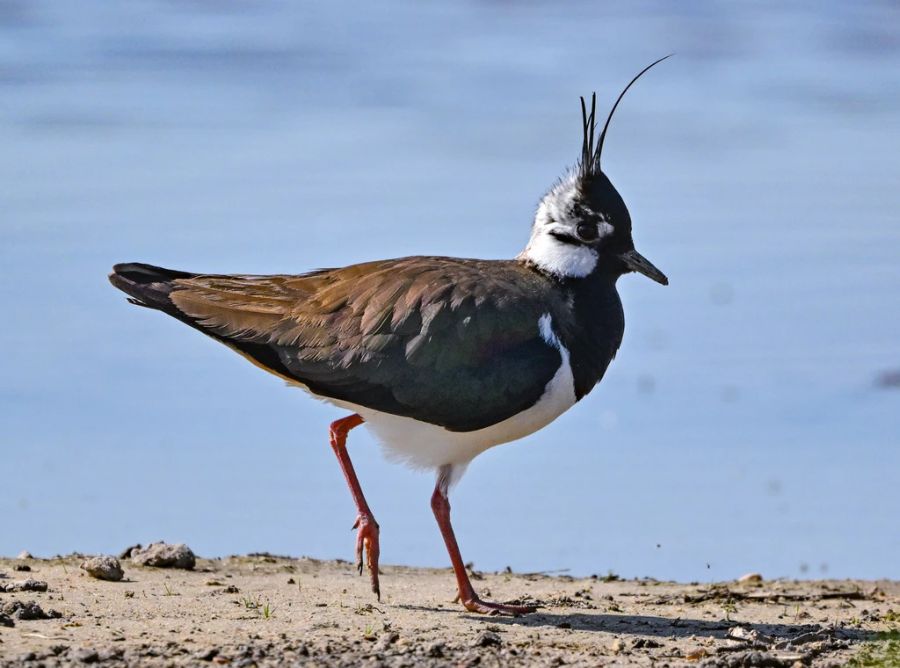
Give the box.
[473,631,501,648]
[17,550,33,560]
[737,572,763,583]
[0,613,14,628]
[0,579,48,593]
[130,542,196,570]
[632,638,662,649]
[70,648,100,663]
[17,652,37,662]
[14,564,32,572]
[609,638,626,654]
[98,649,124,662]
[1,600,63,621]
[81,556,124,582]
[194,648,220,661]
[426,641,447,657]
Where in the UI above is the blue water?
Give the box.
[1,1,898,583]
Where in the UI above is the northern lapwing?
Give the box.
[109,57,670,616]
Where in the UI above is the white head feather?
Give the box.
[519,172,614,278]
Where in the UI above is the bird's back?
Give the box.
[110,257,592,432]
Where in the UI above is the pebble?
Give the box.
[70,648,100,663]
[194,648,220,661]
[81,556,125,582]
[0,579,48,593]
[738,572,763,583]
[426,641,447,657]
[17,550,33,559]
[1,600,63,621]
[473,631,501,648]
[632,638,662,649]
[130,542,196,569]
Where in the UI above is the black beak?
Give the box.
[620,249,668,285]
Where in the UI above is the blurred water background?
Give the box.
[1,1,898,582]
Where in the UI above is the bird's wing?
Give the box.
[165,257,563,432]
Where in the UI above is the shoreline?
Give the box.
[1,553,897,666]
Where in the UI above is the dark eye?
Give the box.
[576,222,599,241]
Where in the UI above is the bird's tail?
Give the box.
[108,262,195,311]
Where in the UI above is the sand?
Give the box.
[0,553,897,667]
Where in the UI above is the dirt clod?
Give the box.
[0,579,48,593]
[70,648,100,663]
[130,542,196,569]
[81,556,125,582]
[0,600,62,621]
[425,641,446,657]
[473,630,501,648]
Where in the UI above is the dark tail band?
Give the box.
[108,262,195,310]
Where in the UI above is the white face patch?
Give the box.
[519,172,613,279]
[523,232,598,278]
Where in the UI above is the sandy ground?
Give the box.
[0,553,897,667]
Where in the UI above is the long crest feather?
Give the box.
[594,54,673,169]
[578,55,672,179]
[578,93,597,179]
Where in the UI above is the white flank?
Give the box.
[310,314,577,482]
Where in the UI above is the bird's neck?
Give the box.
[557,270,625,400]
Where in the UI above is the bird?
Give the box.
[109,57,670,616]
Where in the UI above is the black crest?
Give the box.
[578,54,673,180]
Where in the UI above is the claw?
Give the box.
[353,513,380,599]
[461,596,538,616]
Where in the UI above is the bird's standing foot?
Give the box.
[431,467,537,617]
[353,513,380,600]
[459,595,537,616]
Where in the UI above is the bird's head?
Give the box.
[520,57,670,286]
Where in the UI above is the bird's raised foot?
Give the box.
[460,596,537,617]
[352,513,380,600]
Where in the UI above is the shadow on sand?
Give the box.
[396,605,875,642]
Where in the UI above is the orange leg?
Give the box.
[329,414,380,600]
[431,466,537,616]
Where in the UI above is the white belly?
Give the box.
[356,355,575,470]
[303,314,577,473]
